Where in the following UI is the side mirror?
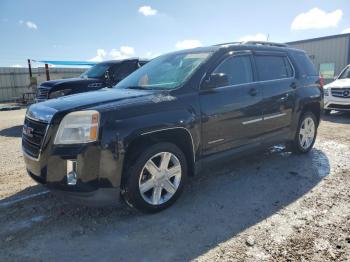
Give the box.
[104,70,114,87]
[104,70,110,81]
[202,73,229,89]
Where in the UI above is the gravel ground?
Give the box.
[0,109,349,262]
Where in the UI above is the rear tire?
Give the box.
[122,142,187,213]
[288,112,318,154]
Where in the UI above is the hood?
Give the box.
[324,78,350,89]
[40,77,103,89]
[29,88,157,117]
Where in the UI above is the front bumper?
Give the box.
[324,95,350,111]
[23,141,124,206]
[28,170,120,206]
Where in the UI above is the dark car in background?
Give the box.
[23,41,323,213]
[35,58,148,102]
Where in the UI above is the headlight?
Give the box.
[324,88,329,96]
[49,89,72,99]
[54,110,100,144]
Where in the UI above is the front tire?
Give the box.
[288,112,318,154]
[123,142,187,213]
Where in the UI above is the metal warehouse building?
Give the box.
[287,33,350,81]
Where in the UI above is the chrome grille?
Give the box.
[328,104,350,110]
[331,88,350,98]
[22,117,49,159]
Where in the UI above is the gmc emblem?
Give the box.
[23,125,34,137]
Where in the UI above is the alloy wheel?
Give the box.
[299,116,316,150]
[138,152,182,205]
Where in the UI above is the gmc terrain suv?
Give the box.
[22,41,323,212]
[35,59,148,102]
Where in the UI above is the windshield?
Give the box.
[338,66,350,79]
[80,64,110,79]
[115,52,212,90]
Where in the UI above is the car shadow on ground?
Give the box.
[322,111,350,124]
[0,146,329,261]
[0,125,23,138]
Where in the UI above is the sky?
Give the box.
[0,0,350,67]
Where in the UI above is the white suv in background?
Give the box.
[323,64,350,114]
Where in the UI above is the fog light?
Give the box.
[67,160,77,185]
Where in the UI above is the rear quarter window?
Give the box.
[292,52,317,77]
[255,55,294,81]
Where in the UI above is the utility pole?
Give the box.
[27,59,32,78]
[45,63,50,81]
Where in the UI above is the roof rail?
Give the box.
[214,41,289,48]
[241,41,288,47]
[213,42,241,46]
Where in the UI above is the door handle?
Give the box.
[290,82,297,89]
[248,88,257,96]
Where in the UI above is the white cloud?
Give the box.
[291,8,343,30]
[238,33,267,42]
[89,46,136,62]
[120,46,135,56]
[145,51,153,58]
[341,27,350,34]
[110,46,135,60]
[143,51,161,59]
[26,21,37,29]
[88,49,107,62]
[19,20,38,29]
[138,6,157,16]
[11,64,24,68]
[109,49,124,59]
[175,40,202,50]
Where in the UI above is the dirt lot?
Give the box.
[0,109,349,262]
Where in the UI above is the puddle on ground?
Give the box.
[269,140,349,178]
[311,149,330,177]
[312,140,349,177]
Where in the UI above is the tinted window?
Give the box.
[213,55,253,86]
[338,65,350,79]
[255,55,293,81]
[80,64,109,79]
[284,57,294,77]
[293,52,317,77]
[110,63,136,81]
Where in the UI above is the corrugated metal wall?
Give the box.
[288,35,350,78]
[0,67,86,102]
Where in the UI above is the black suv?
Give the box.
[22,41,323,212]
[35,59,148,102]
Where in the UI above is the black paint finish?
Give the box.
[23,43,323,205]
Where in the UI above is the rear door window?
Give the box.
[255,55,294,81]
[292,52,318,77]
[213,55,253,86]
